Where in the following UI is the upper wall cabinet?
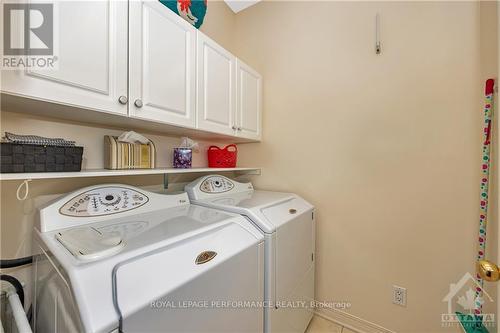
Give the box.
[1,0,262,142]
[196,32,236,136]
[236,60,262,141]
[128,1,196,128]
[1,1,128,115]
[196,34,262,141]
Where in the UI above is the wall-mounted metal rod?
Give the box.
[375,13,381,55]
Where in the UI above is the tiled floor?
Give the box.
[305,315,358,333]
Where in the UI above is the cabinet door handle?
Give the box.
[118,96,128,105]
[232,126,237,130]
[134,99,143,108]
[237,127,242,131]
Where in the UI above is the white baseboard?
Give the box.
[314,307,396,333]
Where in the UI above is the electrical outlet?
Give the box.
[393,285,407,306]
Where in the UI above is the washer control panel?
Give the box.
[200,176,235,193]
[59,186,149,217]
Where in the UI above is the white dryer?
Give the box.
[185,176,315,333]
[33,184,264,333]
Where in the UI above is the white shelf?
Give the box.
[0,167,261,181]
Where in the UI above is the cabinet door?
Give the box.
[196,32,236,136]
[236,59,262,141]
[129,1,196,128]
[1,1,128,115]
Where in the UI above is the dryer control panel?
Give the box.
[59,186,149,217]
[199,176,235,193]
[185,175,254,200]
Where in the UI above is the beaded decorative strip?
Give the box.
[475,79,495,315]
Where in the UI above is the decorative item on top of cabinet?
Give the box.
[159,0,207,29]
[1,0,128,115]
[128,0,197,128]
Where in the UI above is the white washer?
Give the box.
[185,176,315,333]
[33,184,264,333]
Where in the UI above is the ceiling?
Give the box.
[224,0,261,13]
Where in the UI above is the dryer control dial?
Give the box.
[200,176,234,193]
[59,186,149,217]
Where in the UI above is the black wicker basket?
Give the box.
[0,143,83,173]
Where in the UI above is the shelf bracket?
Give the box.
[163,174,169,189]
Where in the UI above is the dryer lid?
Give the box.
[187,177,313,233]
[185,175,298,211]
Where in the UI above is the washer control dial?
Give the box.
[59,186,149,217]
[100,194,121,206]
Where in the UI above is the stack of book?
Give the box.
[104,136,156,169]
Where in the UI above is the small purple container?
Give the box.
[173,148,192,168]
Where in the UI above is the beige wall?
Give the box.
[234,1,497,332]
[200,0,236,53]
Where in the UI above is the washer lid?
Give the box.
[113,221,262,323]
[56,227,125,261]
